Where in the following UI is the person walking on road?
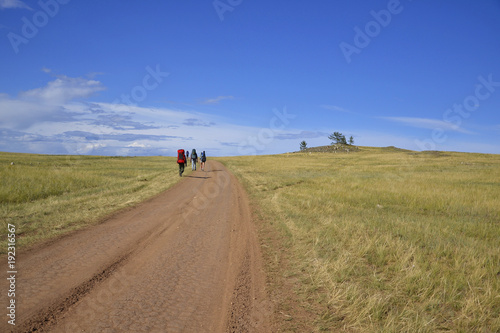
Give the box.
[177,149,186,176]
[200,151,206,171]
[191,149,198,171]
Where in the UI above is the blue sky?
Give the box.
[1,0,499,156]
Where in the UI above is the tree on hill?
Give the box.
[300,140,307,151]
[329,132,347,145]
[348,135,354,145]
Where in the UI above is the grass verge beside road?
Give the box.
[1,152,187,252]
[219,147,500,332]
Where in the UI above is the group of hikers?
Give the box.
[176,149,206,176]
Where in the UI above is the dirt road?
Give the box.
[2,161,271,332]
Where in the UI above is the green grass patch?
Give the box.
[1,152,188,251]
[218,148,500,332]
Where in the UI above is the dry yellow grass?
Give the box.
[219,147,500,332]
[1,152,188,251]
[1,149,498,331]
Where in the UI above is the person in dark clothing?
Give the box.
[177,149,186,176]
[191,149,198,171]
[200,151,206,171]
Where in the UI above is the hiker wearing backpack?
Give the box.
[200,151,206,171]
[191,149,198,171]
[177,149,186,176]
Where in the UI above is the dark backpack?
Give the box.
[191,151,197,160]
[177,149,185,163]
[201,151,206,162]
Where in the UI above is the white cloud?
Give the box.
[0,75,106,129]
[381,117,474,134]
[1,90,277,156]
[20,75,105,105]
[54,103,305,155]
[183,118,216,127]
[3,97,500,156]
[4,76,495,156]
[68,142,107,155]
[320,105,352,113]
[0,0,31,10]
[275,130,329,140]
[127,142,149,148]
[0,89,320,155]
[0,96,58,129]
[202,95,234,105]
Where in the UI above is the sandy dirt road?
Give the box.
[2,161,271,332]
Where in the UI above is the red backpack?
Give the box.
[177,149,186,163]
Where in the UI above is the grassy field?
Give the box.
[1,152,188,251]
[1,148,499,331]
[219,147,500,332]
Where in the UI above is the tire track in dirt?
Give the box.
[1,161,271,332]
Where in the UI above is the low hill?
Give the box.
[297,144,415,154]
[297,144,360,153]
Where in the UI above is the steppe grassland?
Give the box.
[1,152,187,251]
[219,148,500,332]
